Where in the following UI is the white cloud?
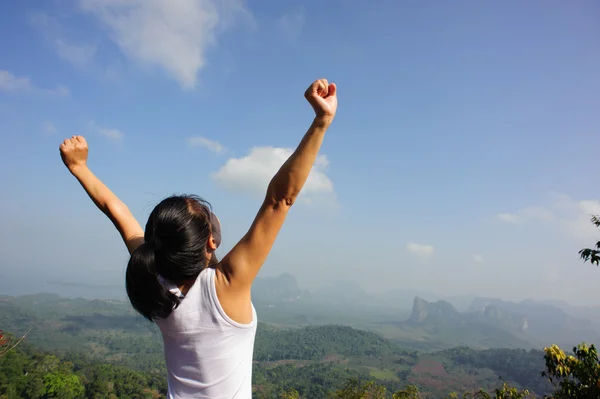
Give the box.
[473,254,484,264]
[566,200,600,241]
[276,7,305,41]
[496,213,519,223]
[79,0,250,89]
[212,146,334,205]
[0,70,31,91]
[88,120,124,141]
[495,193,600,242]
[44,122,57,134]
[56,40,97,67]
[99,128,124,141]
[496,206,553,224]
[406,242,435,259]
[186,136,224,154]
[0,70,69,97]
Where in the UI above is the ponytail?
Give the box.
[126,194,216,321]
[125,242,180,321]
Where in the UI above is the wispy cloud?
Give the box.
[495,193,600,242]
[0,70,31,91]
[472,254,484,264]
[78,0,252,89]
[88,120,124,141]
[29,12,97,68]
[186,136,225,154]
[0,70,69,97]
[212,146,335,206]
[276,7,305,41]
[495,206,553,224]
[406,242,435,259]
[496,213,519,224]
[56,39,97,67]
[566,199,600,241]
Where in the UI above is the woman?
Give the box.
[59,79,338,398]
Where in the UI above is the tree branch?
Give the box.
[0,328,32,358]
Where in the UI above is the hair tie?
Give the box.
[157,275,184,298]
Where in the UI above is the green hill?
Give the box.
[255,324,408,361]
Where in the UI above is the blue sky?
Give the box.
[1,0,600,306]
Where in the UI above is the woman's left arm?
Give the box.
[60,136,144,254]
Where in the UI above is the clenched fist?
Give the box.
[305,79,337,123]
[60,135,89,173]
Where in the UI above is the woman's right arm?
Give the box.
[60,136,144,255]
[220,79,338,289]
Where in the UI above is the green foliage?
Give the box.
[279,388,301,399]
[43,372,85,399]
[578,215,600,266]
[0,342,165,399]
[392,385,422,399]
[461,383,534,399]
[330,379,534,399]
[329,379,389,399]
[542,343,600,398]
[255,325,406,361]
[442,346,551,395]
[254,363,368,398]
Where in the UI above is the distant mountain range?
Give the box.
[238,274,600,351]
[468,297,600,347]
[381,297,534,350]
[388,295,600,350]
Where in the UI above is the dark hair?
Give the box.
[126,195,214,321]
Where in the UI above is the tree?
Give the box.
[542,343,600,399]
[332,379,534,399]
[43,372,85,399]
[461,383,534,399]
[280,388,301,399]
[330,379,388,399]
[578,215,600,265]
[393,385,422,399]
[0,328,31,358]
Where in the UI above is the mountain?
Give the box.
[470,304,529,333]
[468,297,600,346]
[408,297,463,325]
[382,297,535,350]
[252,273,304,304]
[540,299,600,328]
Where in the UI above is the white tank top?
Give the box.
[155,267,258,399]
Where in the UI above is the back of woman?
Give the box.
[156,267,257,398]
[59,79,337,398]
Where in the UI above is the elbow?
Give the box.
[265,194,296,211]
[266,181,298,209]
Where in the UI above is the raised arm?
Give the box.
[60,136,144,254]
[220,79,338,288]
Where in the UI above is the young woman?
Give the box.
[59,79,338,398]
